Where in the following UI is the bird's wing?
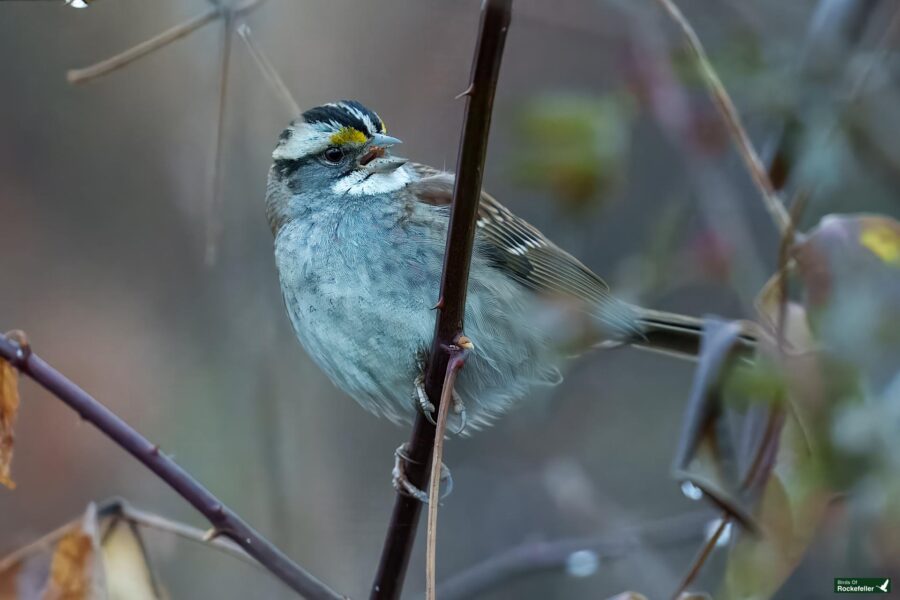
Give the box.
[406,164,635,332]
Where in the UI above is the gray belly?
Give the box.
[274,222,563,430]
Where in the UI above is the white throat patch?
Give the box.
[332,166,412,196]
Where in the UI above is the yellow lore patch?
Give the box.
[860,222,900,265]
[330,127,368,146]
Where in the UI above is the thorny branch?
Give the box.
[0,332,344,600]
[369,1,512,599]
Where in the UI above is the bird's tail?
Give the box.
[627,307,757,359]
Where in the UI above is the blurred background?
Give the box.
[0,0,898,598]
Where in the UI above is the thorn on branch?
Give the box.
[454,85,475,100]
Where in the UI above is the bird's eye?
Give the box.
[323,147,345,164]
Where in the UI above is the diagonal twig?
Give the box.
[0,332,344,600]
[66,0,265,85]
[107,500,262,571]
[369,2,512,599]
[236,23,301,116]
[653,0,792,236]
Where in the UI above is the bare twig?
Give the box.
[109,501,261,571]
[0,332,344,600]
[66,0,264,85]
[236,23,301,116]
[206,9,235,266]
[435,511,711,600]
[369,2,512,599]
[671,517,728,599]
[653,0,792,236]
[67,7,220,84]
[425,348,469,600]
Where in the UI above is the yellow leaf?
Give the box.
[0,357,19,490]
[101,516,163,600]
[43,528,96,600]
[860,221,900,265]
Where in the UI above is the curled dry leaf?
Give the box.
[0,352,20,490]
[671,318,759,531]
[44,528,98,600]
[43,504,102,600]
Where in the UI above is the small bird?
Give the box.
[266,100,735,432]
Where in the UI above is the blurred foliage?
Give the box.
[670,214,900,599]
[513,93,636,212]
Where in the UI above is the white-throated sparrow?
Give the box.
[266,100,735,431]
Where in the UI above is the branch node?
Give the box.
[202,527,224,543]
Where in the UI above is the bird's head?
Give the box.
[269,100,408,204]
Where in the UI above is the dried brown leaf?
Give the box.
[0,356,20,490]
[42,524,100,600]
[100,516,162,600]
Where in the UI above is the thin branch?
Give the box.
[653,0,792,236]
[671,517,728,599]
[435,511,711,600]
[0,333,344,600]
[109,501,262,571]
[425,348,469,600]
[236,23,301,116]
[65,0,264,85]
[767,0,895,191]
[369,2,512,599]
[205,10,235,266]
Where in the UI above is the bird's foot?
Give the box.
[413,375,467,434]
[414,374,436,424]
[391,443,453,503]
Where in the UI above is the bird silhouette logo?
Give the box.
[878,579,890,593]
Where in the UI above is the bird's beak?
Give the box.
[359,134,407,173]
[371,133,402,147]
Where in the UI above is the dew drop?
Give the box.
[565,549,599,578]
[681,480,703,500]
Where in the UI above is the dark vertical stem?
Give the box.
[0,334,344,600]
[369,2,512,599]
